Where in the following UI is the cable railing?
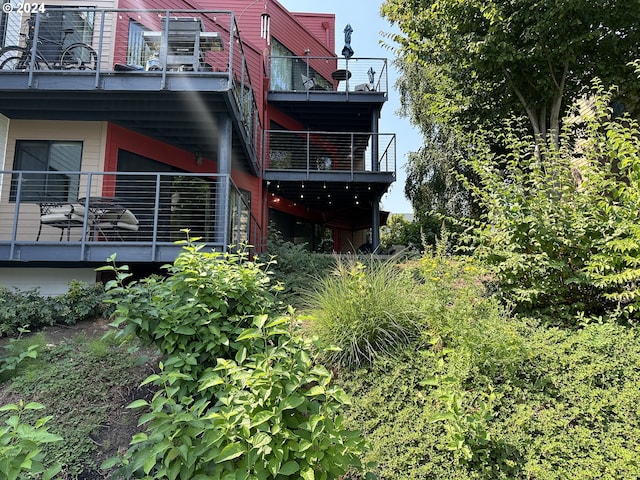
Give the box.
[0,7,262,168]
[0,170,258,261]
[265,130,396,174]
[268,56,388,94]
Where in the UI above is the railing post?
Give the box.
[80,173,92,260]
[160,13,170,90]
[9,172,23,260]
[94,11,106,89]
[306,132,310,177]
[27,14,41,88]
[350,132,354,181]
[152,173,162,262]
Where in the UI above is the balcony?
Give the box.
[268,56,389,133]
[0,171,259,264]
[264,131,395,220]
[0,8,262,172]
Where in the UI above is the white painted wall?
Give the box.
[0,267,97,296]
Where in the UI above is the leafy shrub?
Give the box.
[0,401,62,480]
[102,240,369,479]
[265,229,335,305]
[458,81,640,324]
[304,256,422,369]
[581,95,640,321]
[107,313,369,479]
[0,330,42,383]
[0,281,107,336]
[104,244,284,393]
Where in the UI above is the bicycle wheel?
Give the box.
[0,47,31,70]
[60,43,97,70]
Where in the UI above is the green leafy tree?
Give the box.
[382,0,640,141]
[382,0,640,219]
[459,82,640,323]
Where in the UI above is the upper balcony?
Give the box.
[0,8,262,172]
[267,55,389,133]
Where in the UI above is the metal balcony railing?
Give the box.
[266,131,396,174]
[0,7,262,166]
[269,56,388,94]
[0,171,261,262]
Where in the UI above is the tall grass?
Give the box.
[304,256,421,369]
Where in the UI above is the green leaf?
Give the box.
[236,328,263,342]
[250,410,274,428]
[301,466,315,480]
[253,314,269,329]
[127,399,149,409]
[130,432,149,444]
[251,432,272,449]
[279,460,300,475]
[280,395,305,410]
[215,443,245,463]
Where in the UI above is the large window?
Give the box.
[11,140,82,202]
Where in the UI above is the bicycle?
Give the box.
[0,16,97,70]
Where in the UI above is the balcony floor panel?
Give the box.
[0,242,223,264]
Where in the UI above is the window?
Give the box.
[11,140,83,202]
[127,20,152,68]
[270,39,330,91]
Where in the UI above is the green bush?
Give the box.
[104,244,284,394]
[102,240,370,479]
[304,256,423,370]
[265,230,335,305]
[0,401,62,480]
[107,313,369,480]
[0,281,107,336]
[457,81,640,324]
[0,331,42,383]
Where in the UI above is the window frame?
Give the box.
[10,139,83,203]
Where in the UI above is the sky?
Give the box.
[278,0,422,214]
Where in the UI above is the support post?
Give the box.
[215,114,233,249]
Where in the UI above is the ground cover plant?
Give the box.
[0,319,157,478]
[331,253,640,479]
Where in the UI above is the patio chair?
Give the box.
[38,202,92,241]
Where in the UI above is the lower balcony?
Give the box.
[0,171,259,264]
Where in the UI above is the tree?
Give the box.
[382,0,640,143]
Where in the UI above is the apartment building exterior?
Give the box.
[0,0,396,294]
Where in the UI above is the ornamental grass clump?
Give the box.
[305,256,421,370]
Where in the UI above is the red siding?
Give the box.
[105,123,263,235]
